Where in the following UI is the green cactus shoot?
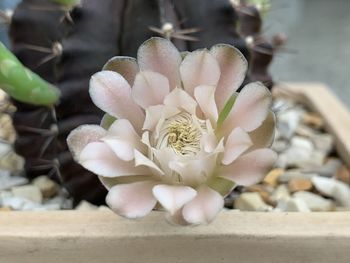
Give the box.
[0,42,60,106]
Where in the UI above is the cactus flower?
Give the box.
[67,37,276,225]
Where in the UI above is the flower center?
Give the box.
[157,112,205,155]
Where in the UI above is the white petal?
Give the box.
[102,56,139,86]
[222,127,253,165]
[163,88,197,115]
[210,44,248,111]
[67,125,106,161]
[89,71,145,131]
[180,50,220,97]
[134,150,164,176]
[143,105,180,131]
[220,148,277,186]
[194,85,219,125]
[80,142,147,178]
[102,119,146,161]
[132,71,170,109]
[221,82,272,134]
[182,185,224,225]
[106,181,157,219]
[152,184,197,215]
[137,37,182,90]
[249,111,276,150]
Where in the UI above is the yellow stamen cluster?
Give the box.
[157,112,203,155]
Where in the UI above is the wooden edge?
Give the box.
[273,82,350,168]
[0,210,350,263]
[1,82,350,263]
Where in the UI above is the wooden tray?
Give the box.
[1,83,350,263]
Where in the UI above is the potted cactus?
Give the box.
[1,0,283,205]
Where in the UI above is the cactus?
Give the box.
[2,0,284,205]
[0,42,60,106]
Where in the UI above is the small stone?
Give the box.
[276,197,311,212]
[275,154,288,169]
[302,158,342,178]
[284,137,314,167]
[311,134,334,155]
[12,185,43,204]
[271,140,288,153]
[278,170,317,183]
[277,109,302,139]
[302,112,324,129]
[0,142,11,158]
[311,176,350,207]
[75,200,98,211]
[335,207,350,211]
[1,196,38,210]
[0,206,12,211]
[0,152,24,172]
[288,178,313,193]
[296,124,317,138]
[234,192,273,211]
[270,184,291,203]
[245,184,271,204]
[336,165,350,185]
[0,114,16,143]
[293,191,334,211]
[263,168,284,187]
[44,195,73,210]
[98,205,111,211]
[0,175,28,191]
[291,136,314,150]
[32,176,58,198]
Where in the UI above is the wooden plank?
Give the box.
[0,210,350,263]
[273,82,350,168]
[1,83,350,263]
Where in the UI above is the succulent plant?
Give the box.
[0,0,284,205]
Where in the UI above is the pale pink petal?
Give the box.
[153,148,179,177]
[152,184,197,215]
[67,125,106,161]
[89,71,145,131]
[169,155,217,186]
[102,119,146,161]
[106,181,157,219]
[222,127,253,165]
[108,119,145,151]
[79,142,147,178]
[134,150,164,176]
[182,185,224,225]
[102,56,139,86]
[137,37,182,90]
[194,85,219,124]
[165,209,190,226]
[180,50,220,97]
[210,44,248,111]
[221,82,272,134]
[99,175,157,190]
[107,119,141,143]
[249,111,276,150]
[164,88,197,114]
[102,139,134,162]
[143,105,180,131]
[201,132,218,153]
[220,148,277,186]
[132,71,170,109]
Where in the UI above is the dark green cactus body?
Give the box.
[8,0,280,204]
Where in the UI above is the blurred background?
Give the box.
[1,0,349,106]
[266,0,350,106]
